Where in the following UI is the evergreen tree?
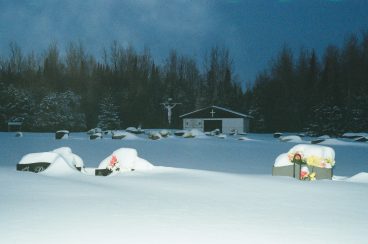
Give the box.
[33,91,86,131]
[308,100,343,136]
[97,92,121,130]
[0,83,35,130]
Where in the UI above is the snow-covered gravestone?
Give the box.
[273,132,283,138]
[174,130,185,136]
[95,148,154,176]
[16,147,83,174]
[90,132,102,140]
[148,131,162,140]
[183,129,206,138]
[55,130,69,140]
[87,128,102,135]
[126,127,145,134]
[159,129,170,137]
[272,144,335,180]
[112,131,126,139]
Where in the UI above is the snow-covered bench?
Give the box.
[272,144,335,180]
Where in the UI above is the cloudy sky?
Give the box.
[1,0,368,84]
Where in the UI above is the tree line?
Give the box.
[1,32,367,135]
[247,32,368,135]
[0,42,243,131]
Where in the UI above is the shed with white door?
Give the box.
[179,105,252,133]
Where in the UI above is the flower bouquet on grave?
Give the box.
[306,155,335,169]
[288,152,316,181]
[300,166,316,181]
[273,144,334,180]
[106,155,120,172]
[289,152,305,165]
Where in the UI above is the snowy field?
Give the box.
[1,132,368,244]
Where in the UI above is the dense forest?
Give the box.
[1,32,367,135]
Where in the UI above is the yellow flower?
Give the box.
[326,158,335,166]
[306,156,321,167]
[309,172,316,181]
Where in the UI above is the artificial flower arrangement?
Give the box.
[288,152,335,168]
[273,144,335,180]
[106,155,120,172]
[288,152,334,180]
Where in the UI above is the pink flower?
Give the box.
[300,170,309,180]
[109,155,118,167]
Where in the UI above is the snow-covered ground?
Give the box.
[0,132,368,244]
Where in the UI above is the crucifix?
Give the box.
[161,98,181,125]
[210,109,216,118]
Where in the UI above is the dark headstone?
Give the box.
[311,139,325,144]
[273,132,282,138]
[95,169,113,176]
[148,133,161,140]
[126,127,145,134]
[17,163,51,173]
[87,128,102,135]
[174,131,185,136]
[90,133,102,140]
[112,134,126,139]
[354,136,368,142]
[55,130,69,140]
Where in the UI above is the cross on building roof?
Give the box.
[210,109,216,118]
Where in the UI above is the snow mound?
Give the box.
[217,134,227,139]
[87,128,102,135]
[112,131,139,140]
[238,136,252,141]
[346,172,368,183]
[342,132,368,138]
[18,147,83,176]
[90,132,102,140]
[183,129,207,138]
[159,129,170,137]
[126,127,144,134]
[318,135,330,139]
[319,138,350,145]
[98,148,154,173]
[19,152,60,165]
[275,144,335,168]
[148,131,162,140]
[279,135,303,143]
[274,153,293,167]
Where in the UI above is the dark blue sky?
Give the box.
[1,0,368,84]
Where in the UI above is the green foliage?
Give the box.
[0,42,245,131]
[247,32,368,135]
[33,91,86,131]
[0,83,35,130]
[1,31,367,134]
[97,92,121,130]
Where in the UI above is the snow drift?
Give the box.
[18,147,83,176]
[98,148,154,173]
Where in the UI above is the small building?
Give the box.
[7,117,24,132]
[179,105,252,133]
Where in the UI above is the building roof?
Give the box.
[179,105,252,119]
